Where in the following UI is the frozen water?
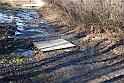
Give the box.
[0,13,14,23]
[26,29,45,33]
[15,18,23,23]
[17,48,24,52]
[16,22,25,31]
[16,22,23,26]
[0,9,48,40]
[40,18,49,24]
[15,31,22,35]
[17,26,25,31]
[22,50,34,57]
[81,46,85,51]
[29,24,39,27]
[17,12,33,20]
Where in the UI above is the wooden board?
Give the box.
[33,39,76,52]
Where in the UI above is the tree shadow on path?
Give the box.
[0,40,123,83]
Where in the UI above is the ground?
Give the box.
[0,8,124,83]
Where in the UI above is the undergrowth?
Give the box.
[41,0,124,41]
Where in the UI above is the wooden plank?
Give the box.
[33,39,76,52]
[23,4,44,7]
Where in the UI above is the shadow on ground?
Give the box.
[0,40,124,83]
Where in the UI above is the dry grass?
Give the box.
[41,0,124,41]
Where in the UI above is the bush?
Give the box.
[42,0,124,39]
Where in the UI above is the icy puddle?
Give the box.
[0,9,48,37]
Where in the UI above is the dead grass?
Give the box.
[41,0,124,41]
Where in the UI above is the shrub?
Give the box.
[42,0,124,39]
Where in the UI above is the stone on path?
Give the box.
[33,39,76,52]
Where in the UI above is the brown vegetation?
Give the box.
[0,1,124,82]
[41,0,124,41]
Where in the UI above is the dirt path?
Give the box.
[0,9,63,55]
[0,9,124,83]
